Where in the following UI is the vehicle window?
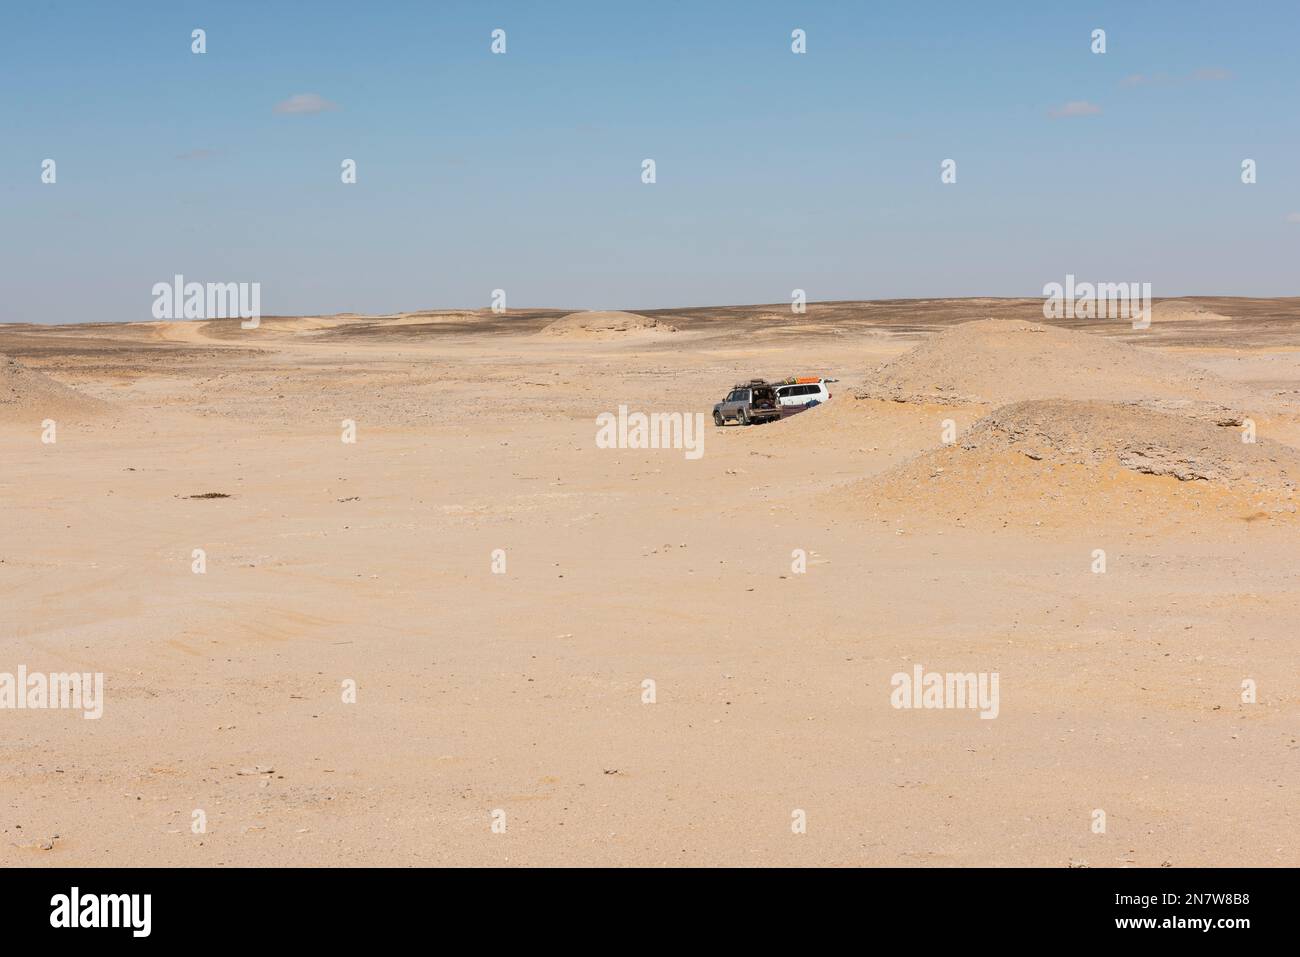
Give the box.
[797,385,815,395]
[776,386,792,397]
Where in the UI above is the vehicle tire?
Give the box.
[738,408,750,426]
[713,411,725,427]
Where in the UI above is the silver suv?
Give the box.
[713,379,781,426]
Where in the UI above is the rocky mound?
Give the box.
[538,311,678,338]
[0,354,107,423]
[944,400,1297,485]
[839,400,1299,528]
[857,319,1229,407]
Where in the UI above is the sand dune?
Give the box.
[0,353,108,423]
[840,321,1293,527]
[1152,300,1233,323]
[139,320,219,343]
[538,310,678,338]
[857,318,1233,408]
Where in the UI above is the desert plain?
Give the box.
[1,298,1297,867]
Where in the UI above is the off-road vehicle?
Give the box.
[775,376,837,413]
[713,379,781,426]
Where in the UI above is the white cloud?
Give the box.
[1122,68,1232,88]
[273,93,340,115]
[1286,213,1300,224]
[1049,100,1102,118]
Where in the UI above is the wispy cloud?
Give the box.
[1122,68,1232,88]
[273,93,340,115]
[1049,100,1102,118]
[175,148,219,161]
[1286,213,1300,224]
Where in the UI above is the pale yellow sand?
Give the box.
[1,299,1296,867]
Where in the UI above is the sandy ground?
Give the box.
[1,298,1297,867]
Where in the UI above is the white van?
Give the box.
[775,378,835,409]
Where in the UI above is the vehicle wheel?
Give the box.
[738,409,750,426]
[713,411,725,427]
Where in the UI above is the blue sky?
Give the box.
[2,0,1297,323]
